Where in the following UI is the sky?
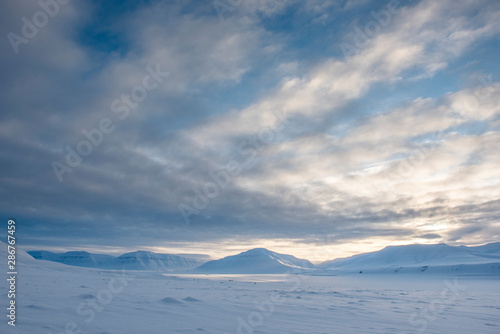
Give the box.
[1,0,500,262]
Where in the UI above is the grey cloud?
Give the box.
[417,233,442,239]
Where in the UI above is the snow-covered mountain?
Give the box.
[28,250,205,271]
[319,243,500,273]
[114,251,204,270]
[467,242,500,256]
[29,251,115,268]
[25,242,500,274]
[195,248,315,274]
[1,240,36,264]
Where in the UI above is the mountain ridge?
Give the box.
[319,242,500,272]
[27,242,500,274]
[28,250,205,271]
[195,248,315,274]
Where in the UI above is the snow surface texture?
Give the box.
[1,241,499,333]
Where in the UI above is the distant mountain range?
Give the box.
[27,242,500,274]
[28,250,205,271]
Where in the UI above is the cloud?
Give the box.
[1,0,500,260]
[416,233,442,240]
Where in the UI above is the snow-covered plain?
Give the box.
[1,244,499,334]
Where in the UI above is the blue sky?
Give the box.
[1,0,500,261]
